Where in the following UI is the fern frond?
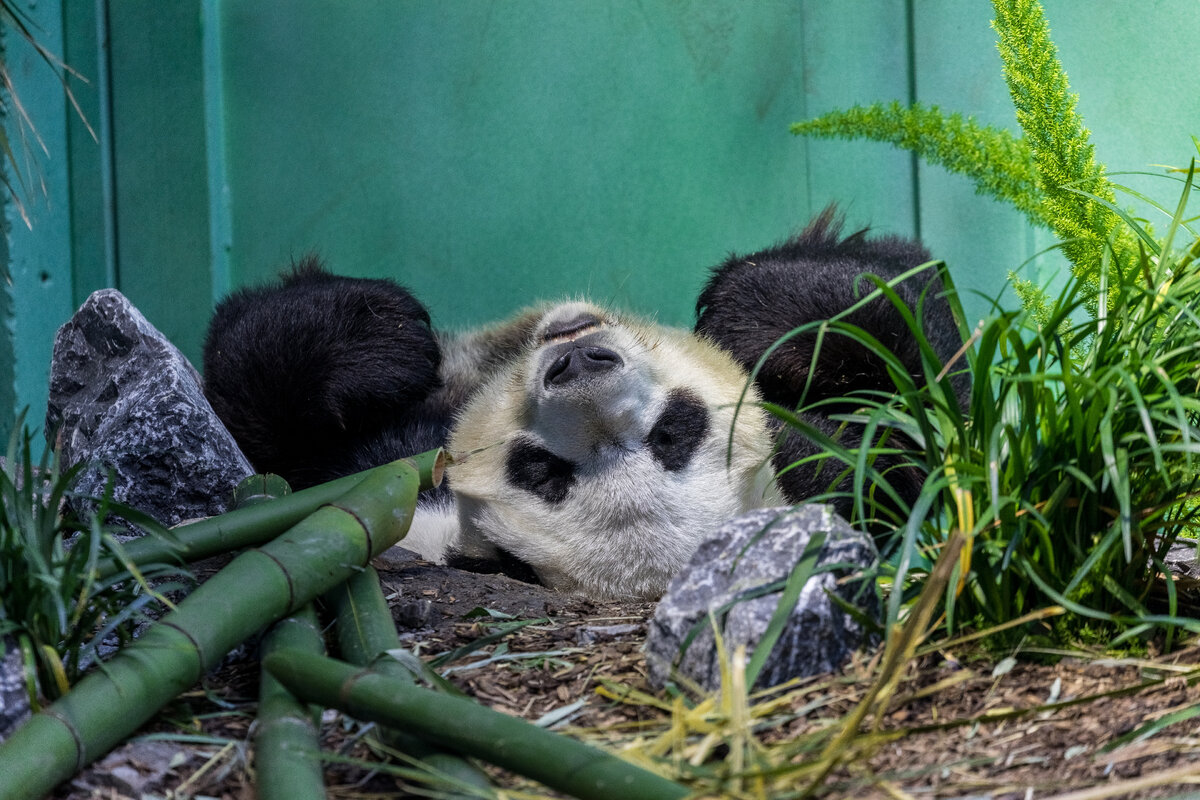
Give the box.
[791,101,1045,224]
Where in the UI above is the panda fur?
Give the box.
[202,208,962,599]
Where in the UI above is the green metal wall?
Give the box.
[3,1,1199,446]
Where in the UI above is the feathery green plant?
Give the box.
[774,157,1200,647]
[793,100,1042,223]
[791,0,1138,316]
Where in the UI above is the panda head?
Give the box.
[446,301,780,599]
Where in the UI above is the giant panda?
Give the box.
[202,208,962,599]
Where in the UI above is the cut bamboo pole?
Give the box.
[263,651,691,800]
[329,567,492,793]
[0,452,438,800]
[98,449,444,579]
[255,606,327,800]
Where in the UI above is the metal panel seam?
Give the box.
[201,0,231,304]
[905,0,921,240]
[94,0,118,288]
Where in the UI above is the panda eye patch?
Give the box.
[505,440,576,504]
[645,389,710,471]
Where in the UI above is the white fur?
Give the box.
[399,503,461,562]
[421,300,782,600]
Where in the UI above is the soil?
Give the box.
[44,548,1200,800]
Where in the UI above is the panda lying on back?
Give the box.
[203,208,962,599]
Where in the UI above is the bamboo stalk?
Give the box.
[263,651,691,800]
[255,606,327,800]
[98,449,444,579]
[0,454,433,800]
[328,567,492,793]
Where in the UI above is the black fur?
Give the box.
[203,255,446,489]
[695,207,963,515]
[504,439,577,504]
[696,206,960,408]
[644,389,710,472]
[446,548,542,586]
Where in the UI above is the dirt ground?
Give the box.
[48,549,1200,800]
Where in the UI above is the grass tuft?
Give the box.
[0,416,179,704]
[771,157,1200,650]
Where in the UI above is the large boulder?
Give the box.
[646,505,880,692]
[44,289,253,528]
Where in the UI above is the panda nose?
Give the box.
[544,343,623,388]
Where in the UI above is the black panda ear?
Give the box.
[694,205,959,411]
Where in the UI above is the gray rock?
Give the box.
[0,637,31,742]
[44,289,253,528]
[646,505,879,692]
[577,623,643,646]
[1163,540,1199,578]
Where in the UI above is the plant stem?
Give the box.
[97,449,443,578]
[328,567,492,793]
[264,650,690,800]
[255,605,326,800]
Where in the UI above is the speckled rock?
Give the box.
[0,637,30,742]
[1163,540,1199,578]
[646,505,880,691]
[44,289,253,528]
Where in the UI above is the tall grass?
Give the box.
[0,418,178,704]
[774,159,1200,648]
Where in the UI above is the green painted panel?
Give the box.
[219,1,822,330]
[10,0,1197,446]
[63,0,112,307]
[910,0,1041,329]
[1033,1,1198,216]
[105,0,213,362]
[796,1,916,237]
[1,0,75,444]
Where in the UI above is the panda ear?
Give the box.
[694,206,958,411]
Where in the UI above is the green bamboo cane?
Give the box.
[97,449,444,579]
[0,452,437,800]
[255,605,326,800]
[233,473,294,508]
[328,567,492,793]
[263,651,691,800]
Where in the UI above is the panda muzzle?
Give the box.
[542,338,624,389]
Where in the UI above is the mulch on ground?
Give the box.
[49,552,1200,800]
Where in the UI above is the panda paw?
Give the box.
[694,206,956,410]
[203,256,443,485]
